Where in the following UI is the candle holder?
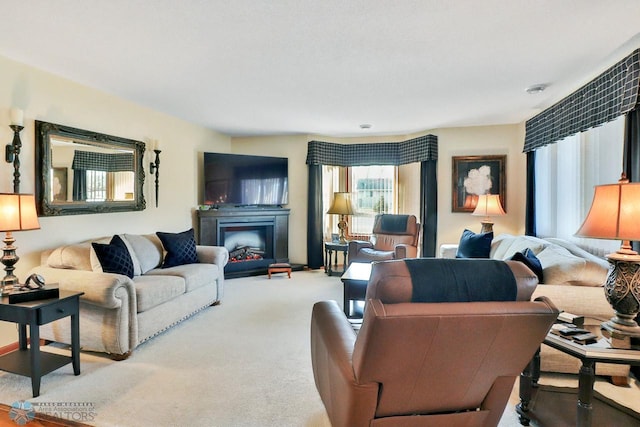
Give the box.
[5,124,24,193]
[149,149,161,207]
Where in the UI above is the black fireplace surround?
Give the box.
[197,208,290,278]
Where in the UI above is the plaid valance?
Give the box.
[72,150,135,172]
[524,49,640,152]
[306,134,437,166]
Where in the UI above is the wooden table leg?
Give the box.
[29,323,41,397]
[577,360,595,427]
[517,349,537,426]
[71,310,81,375]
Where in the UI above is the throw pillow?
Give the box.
[510,248,544,283]
[456,229,493,258]
[91,235,135,278]
[156,228,199,268]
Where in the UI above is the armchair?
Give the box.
[311,258,558,427]
[348,214,420,264]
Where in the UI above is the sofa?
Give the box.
[441,233,629,380]
[28,231,229,360]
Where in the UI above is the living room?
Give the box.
[1,2,640,426]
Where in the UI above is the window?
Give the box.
[349,166,396,236]
[534,116,625,255]
[85,170,135,202]
[322,165,397,241]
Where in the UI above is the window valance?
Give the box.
[524,49,640,152]
[306,134,437,166]
[72,150,135,172]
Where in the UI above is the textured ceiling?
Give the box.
[1,1,640,137]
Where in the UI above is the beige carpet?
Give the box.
[0,269,635,426]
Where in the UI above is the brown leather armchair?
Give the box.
[348,214,420,264]
[311,259,558,427]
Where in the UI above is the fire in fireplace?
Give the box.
[221,224,273,265]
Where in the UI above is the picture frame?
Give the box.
[52,167,68,202]
[452,155,506,212]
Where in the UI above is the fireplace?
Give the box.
[220,222,274,273]
[197,208,290,278]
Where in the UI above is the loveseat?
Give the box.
[441,233,629,380]
[28,231,229,360]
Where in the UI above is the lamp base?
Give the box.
[479,221,494,234]
[600,255,640,347]
[336,217,348,244]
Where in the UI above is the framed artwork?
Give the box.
[452,155,506,212]
[52,167,68,202]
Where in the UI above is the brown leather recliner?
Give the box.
[348,214,420,264]
[311,259,558,427]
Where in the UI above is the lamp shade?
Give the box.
[327,192,355,216]
[0,193,40,232]
[471,194,506,218]
[575,181,640,241]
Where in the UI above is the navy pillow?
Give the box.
[92,235,134,278]
[157,228,198,268]
[456,229,493,258]
[511,248,544,283]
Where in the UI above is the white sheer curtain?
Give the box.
[535,116,625,255]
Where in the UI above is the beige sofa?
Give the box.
[28,233,229,359]
[441,233,629,380]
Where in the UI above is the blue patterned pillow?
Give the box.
[91,235,134,278]
[156,229,198,268]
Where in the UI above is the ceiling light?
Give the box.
[359,124,372,129]
[525,84,547,95]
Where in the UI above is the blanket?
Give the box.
[404,258,517,302]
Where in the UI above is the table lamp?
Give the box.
[327,192,355,244]
[0,193,40,295]
[471,194,506,233]
[575,174,640,344]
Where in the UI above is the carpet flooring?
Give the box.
[0,269,636,426]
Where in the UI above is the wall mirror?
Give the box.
[35,120,146,216]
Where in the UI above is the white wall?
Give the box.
[0,55,230,346]
[431,123,527,249]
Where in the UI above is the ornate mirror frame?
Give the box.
[35,120,146,216]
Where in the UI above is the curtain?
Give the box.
[525,151,536,236]
[307,165,325,269]
[624,108,640,252]
[72,170,87,201]
[524,49,640,152]
[534,117,624,255]
[306,136,438,267]
[420,160,437,257]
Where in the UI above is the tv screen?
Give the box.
[204,153,288,207]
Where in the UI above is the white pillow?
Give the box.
[536,245,604,286]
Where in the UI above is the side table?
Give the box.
[517,331,640,427]
[324,242,348,276]
[0,290,83,397]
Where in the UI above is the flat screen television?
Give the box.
[203,152,288,207]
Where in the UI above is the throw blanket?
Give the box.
[405,258,517,302]
[379,215,410,233]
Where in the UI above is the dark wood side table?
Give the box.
[517,332,640,427]
[0,290,83,397]
[340,262,372,318]
[324,242,348,276]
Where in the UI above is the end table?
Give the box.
[0,290,83,397]
[324,242,348,276]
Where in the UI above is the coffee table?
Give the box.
[340,262,372,318]
[517,331,640,427]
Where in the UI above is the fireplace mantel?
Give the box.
[197,207,290,278]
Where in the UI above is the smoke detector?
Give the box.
[525,84,547,94]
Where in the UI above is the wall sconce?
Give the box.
[5,108,24,193]
[148,140,161,207]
